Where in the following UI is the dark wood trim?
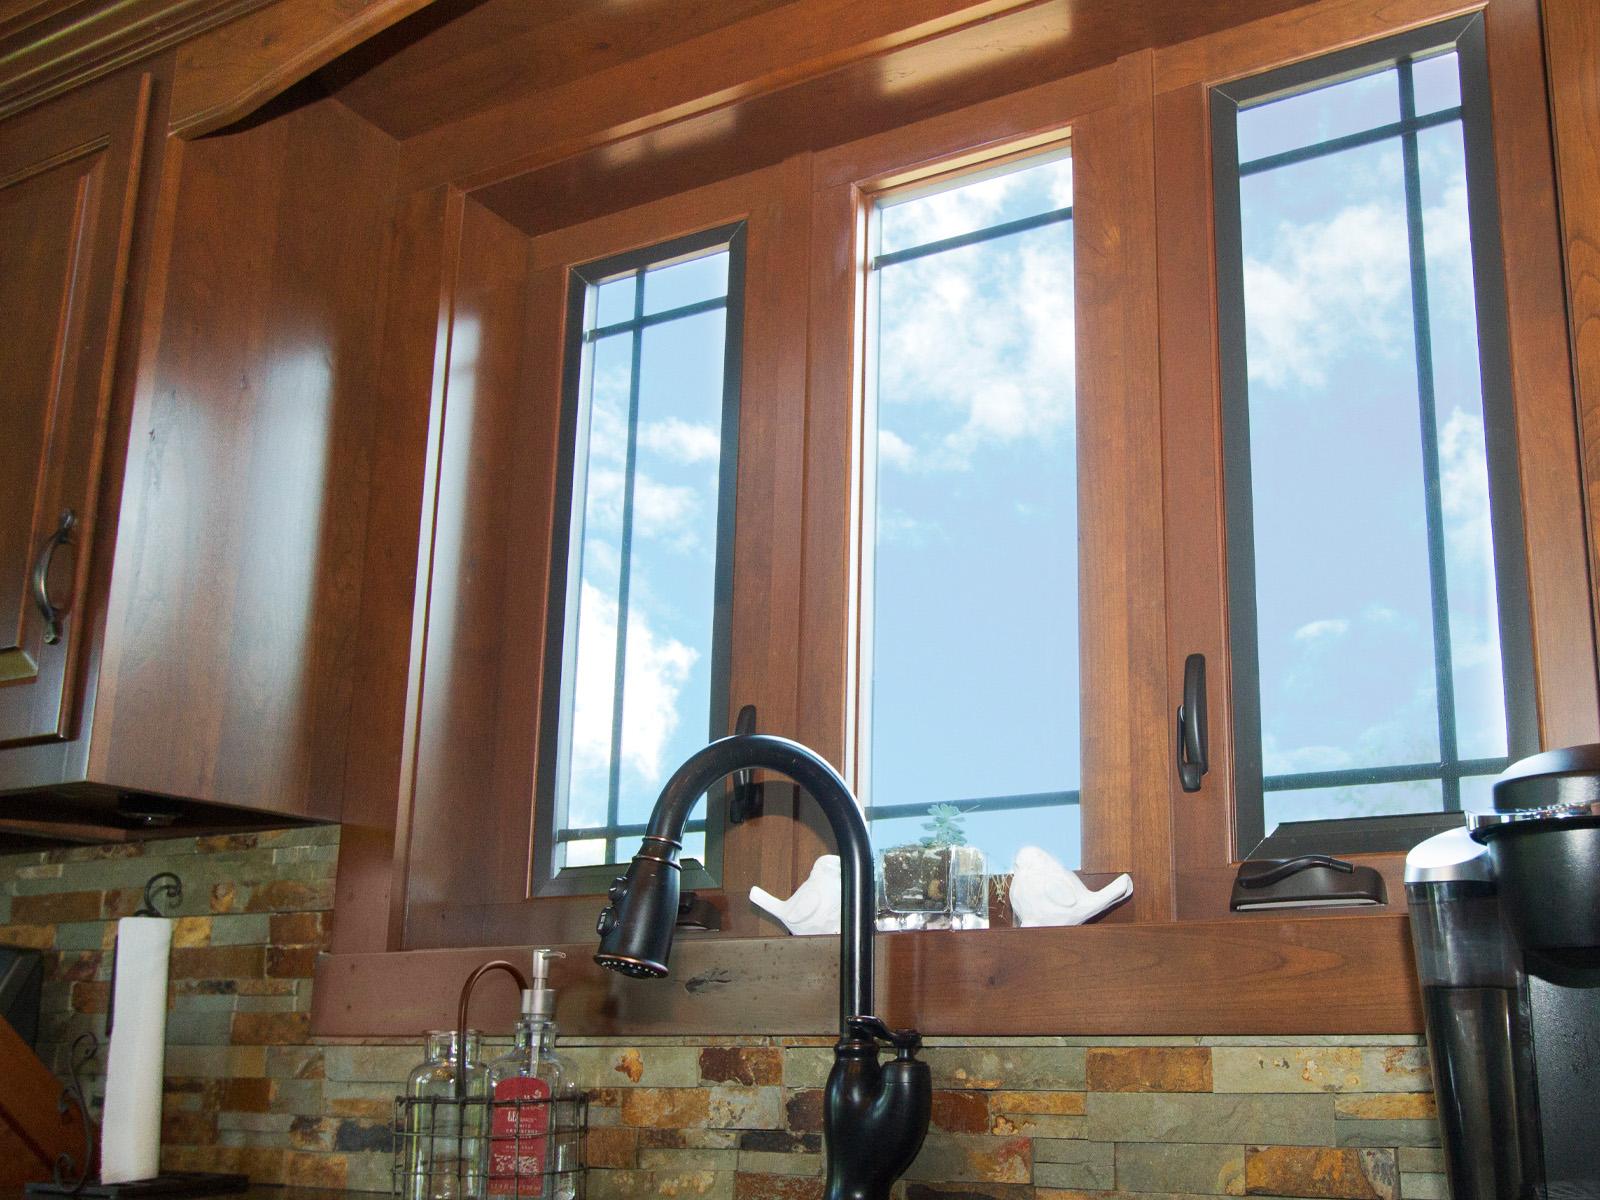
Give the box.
[1073,52,1177,920]
[1154,79,1238,906]
[0,1013,84,1181]
[1543,0,1600,664]
[1482,0,1600,749]
[313,910,1422,1037]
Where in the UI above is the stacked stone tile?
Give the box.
[0,832,1448,1198]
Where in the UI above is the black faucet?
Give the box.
[595,733,930,1200]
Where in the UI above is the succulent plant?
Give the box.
[918,803,969,848]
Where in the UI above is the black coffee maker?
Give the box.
[1405,745,1600,1200]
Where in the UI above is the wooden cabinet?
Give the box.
[0,52,400,834]
[0,70,150,748]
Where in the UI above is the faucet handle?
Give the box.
[846,1014,923,1057]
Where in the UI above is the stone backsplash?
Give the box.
[0,830,1447,1199]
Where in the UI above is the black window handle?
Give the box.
[729,704,763,823]
[1177,653,1208,793]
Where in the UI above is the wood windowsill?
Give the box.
[311,910,1421,1039]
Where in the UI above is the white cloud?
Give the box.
[875,236,1075,472]
[1242,202,1410,390]
[877,429,916,470]
[585,467,701,546]
[1293,617,1350,641]
[1241,163,1476,392]
[1438,406,1492,568]
[569,582,699,791]
[640,417,722,465]
[876,508,942,547]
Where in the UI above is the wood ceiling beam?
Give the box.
[396,0,1054,193]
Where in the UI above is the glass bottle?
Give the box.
[485,950,572,1200]
[405,1029,489,1200]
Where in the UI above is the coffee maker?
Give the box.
[1405,745,1600,1199]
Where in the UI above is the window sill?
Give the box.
[311,910,1421,1038]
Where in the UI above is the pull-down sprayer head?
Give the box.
[594,838,681,978]
[594,733,875,1033]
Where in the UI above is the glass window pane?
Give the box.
[1418,119,1506,763]
[644,251,729,315]
[1218,29,1528,849]
[1240,139,1441,777]
[595,276,636,327]
[1412,51,1461,116]
[866,149,1079,874]
[1267,779,1444,829]
[1237,68,1399,164]
[554,241,737,871]
[878,154,1072,257]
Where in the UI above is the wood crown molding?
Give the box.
[0,0,441,138]
[0,0,271,121]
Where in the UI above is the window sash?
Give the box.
[532,222,748,895]
[1210,15,1538,857]
[856,151,1080,864]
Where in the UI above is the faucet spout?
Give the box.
[594,733,874,1033]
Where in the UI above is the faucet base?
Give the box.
[823,1027,931,1200]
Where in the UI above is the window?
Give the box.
[1211,17,1536,855]
[537,225,746,888]
[858,148,1082,872]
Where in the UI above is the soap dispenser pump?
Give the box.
[486,949,572,1199]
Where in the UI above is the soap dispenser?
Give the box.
[486,949,573,1199]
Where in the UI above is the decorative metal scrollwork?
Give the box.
[53,1031,99,1194]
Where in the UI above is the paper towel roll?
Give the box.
[100,916,173,1183]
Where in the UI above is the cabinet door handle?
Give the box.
[1176,652,1208,792]
[32,508,77,646]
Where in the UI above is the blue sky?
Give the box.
[555,48,1513,875]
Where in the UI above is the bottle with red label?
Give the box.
[486,949,573,1199]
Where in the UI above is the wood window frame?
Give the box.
[528,220,749,900]
[1155,0,1599,919]
[317,0,1597,1038]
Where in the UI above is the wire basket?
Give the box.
[393,1093,588,1200]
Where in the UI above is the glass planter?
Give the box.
[876,844,988,930]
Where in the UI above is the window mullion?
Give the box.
[605,274,649,864]
[1398,57,1462,812]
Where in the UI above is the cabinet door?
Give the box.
[0,72,151,745]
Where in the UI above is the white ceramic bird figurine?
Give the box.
[1009,845,1132,927]
[749,855,842,935]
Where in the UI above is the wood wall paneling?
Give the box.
[1543,0,1600,662]
[89,90,399,819]
[0,70,151,749]
[333,183,461,956]
[401,196,533,944]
